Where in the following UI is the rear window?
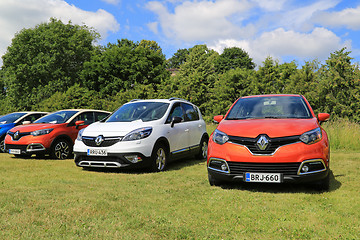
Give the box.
[226,96,312,120]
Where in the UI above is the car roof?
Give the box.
[126,98,192,104]
[241,94,302,99]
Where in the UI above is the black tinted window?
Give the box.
[182,103,199,121]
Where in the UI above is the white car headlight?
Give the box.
[31,128,53,136]
[213,129,229,145]
[122,127,152,141]
[300,127,322,144]
[77,128,85,141]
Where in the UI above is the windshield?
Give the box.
[34,110,78,124]
[226,96,312,120]
[107,102,169,122]
[0,112,27,124]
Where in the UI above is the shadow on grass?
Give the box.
[216,171,341,194]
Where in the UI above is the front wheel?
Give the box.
[150,144,168,172]
[208,173,222,186]
[196,136,208,159]
[51,139,71,160]
[0,137,5,153]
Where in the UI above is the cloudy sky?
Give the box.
[0,0,359,66]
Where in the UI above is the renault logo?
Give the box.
[13,131,20,140]
[257,135,269,150]
[95,135,104,146]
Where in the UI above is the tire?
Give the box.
[196,136,208,160]
[0,137,5,153]
[150,144,168,172]
[51,139,71,160]
[208,172,222,186]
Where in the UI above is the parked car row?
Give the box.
[1,95,331,190]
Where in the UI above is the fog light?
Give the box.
[221,164,228,171]
[301,165,309,173]
[124,155,142,163]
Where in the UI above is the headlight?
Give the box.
[300,127,322,144]
[122,127,152,141]
[213,129,229,145]
[31,128,53,136]
[77,128,84,141]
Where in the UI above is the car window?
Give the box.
[0,112,27,124]
[19,113,45,124]
[35,111,78,124]
[181,103,199,121]
[226,96,312,120]
[166,104,185,123]
[73,112,95,125]
[107,102,169,122]
[95,112,109,121]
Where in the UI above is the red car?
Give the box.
[5,109,110,159]
[207,94,330,190]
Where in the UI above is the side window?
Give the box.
[166,104,185,123]
[20,114,43,124]
[73,112,95,125]
[181,103,200,121]
[95,112,109,121]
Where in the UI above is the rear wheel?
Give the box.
[51,139,71,160]
[150,144,168,172]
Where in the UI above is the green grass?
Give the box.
[0,151,359,239]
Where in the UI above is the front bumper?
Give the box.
[5,143,48,155]
[74,151,152,169]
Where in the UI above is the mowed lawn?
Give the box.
[0,150,359,239]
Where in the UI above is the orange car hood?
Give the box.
[217,118,319,138]
[9,123,65,132]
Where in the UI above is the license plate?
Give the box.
[245,172,281,183]
[87,149,107,156]
[9,149,21,155]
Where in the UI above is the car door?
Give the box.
[181,103,203,147]
[165,103,190,155]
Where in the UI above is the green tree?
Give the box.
[166,48,190,69]
[2,18,99,110]
[215,47,255,73]
[81,39,169,96]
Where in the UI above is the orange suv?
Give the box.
[5,109,110,159]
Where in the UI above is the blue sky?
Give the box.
[0,0,360,66]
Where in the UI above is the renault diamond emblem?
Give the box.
[257,135,269,150]
[95,135,104,146]
[13,131,20,140]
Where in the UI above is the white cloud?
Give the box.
[0,0,119,65]
[209,27,347,66]
[250,0,287,11]
[312,5,360,30]
[101,0,121,5]
[146,0,253,42]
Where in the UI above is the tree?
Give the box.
[2,18,99,110]
[214,47,255,73]
[166,48,190,69]
[81,39,169,96]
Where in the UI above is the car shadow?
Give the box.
[217,171,341,194]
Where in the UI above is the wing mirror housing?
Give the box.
[75,120,85,129]
[213,115,224,123]
[22,121,31,125]
[171,116,182,128]
[317,113,330,124]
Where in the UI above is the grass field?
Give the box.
[0,149,359,239]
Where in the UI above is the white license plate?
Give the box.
[87,149,107,156]
[245,172,281,183]
[9,149,21,155]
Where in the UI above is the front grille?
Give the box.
[7,131,31,141]
[228,135,300,154]
[5,144,28,151]
[82,136,122,147]
[228,162,300,175]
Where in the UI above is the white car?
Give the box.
[74,98,209,171]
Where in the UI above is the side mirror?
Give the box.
[171,116,182,128]
[213,115,224,123]
[22,121,31,125]
[75,120,85,129]
[317,113,330,124]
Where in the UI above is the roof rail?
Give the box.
[168,97,188,102]
[129,99,142,102]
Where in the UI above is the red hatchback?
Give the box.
[5,109,110,159]
[207,94,330,190]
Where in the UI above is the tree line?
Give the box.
[1,19,359,122]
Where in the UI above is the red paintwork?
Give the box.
[207,94,330,167]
